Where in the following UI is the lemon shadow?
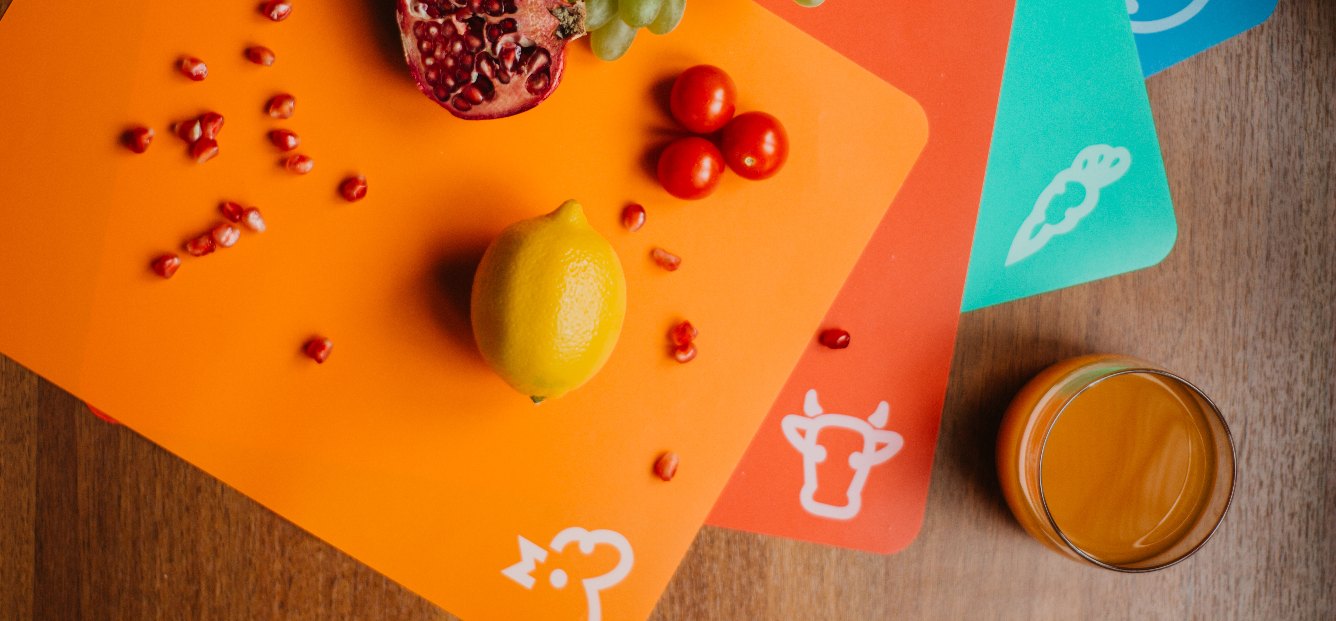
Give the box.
[425,244,489,357]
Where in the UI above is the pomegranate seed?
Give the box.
[242,207,267,232]
[191,138,219,163]
[266,93,296,119]
[87,406,119,425]
[211,223,240,248]
[178,56,208,81]
[304,337,333,364]
[219,201,246,222]
[150,254,181,278]
[651,248,681,272]
[654,452,680,482]
[621,203,646,232]
[819,328,851,350]
[339,175,368,202]
[260,0,293,21]
[184,234,217,257]
[669,321,698,347]
[268,129,300,151]
[122,126,154,154]
[672,342,697,363]
[199,112,225,141]
[283,154,314,175]
[245,45,276,66]
[174,118,203,143]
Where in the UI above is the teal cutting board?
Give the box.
[962,0,1177,311]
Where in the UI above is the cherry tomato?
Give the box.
[720,111,788,180]
[669,65,737,134]
[657,137,725,200]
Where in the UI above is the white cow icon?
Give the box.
[782,389,905,520]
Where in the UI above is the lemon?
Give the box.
[471,200,627,402]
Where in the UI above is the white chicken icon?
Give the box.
[501,527,633,621]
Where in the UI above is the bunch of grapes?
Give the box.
[586,0,823,62]
[586,0,686,61]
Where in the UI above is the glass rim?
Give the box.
[1034,366,1237,573]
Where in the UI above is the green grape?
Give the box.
[619,0,662,28]
[646,0,684,35]
[585,0,618,31]
[592,19,638,61]
[794,0,825,6]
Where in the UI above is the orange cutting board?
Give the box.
[709,0,1014,554]
[0,1,925,619]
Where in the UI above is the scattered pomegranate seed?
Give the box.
[621,203,647,232]
[191,138,220,163]
[266,93,296,119]
[654,452,680,482]
[199,112,225,141]
[242,207,267,233]
[219,201,246,223]
[212,223,240,248]
[245,45,276,66]
[339,175,368,202]
[175,118,203,143]
[819,328,851,350]
[669,321,697,347]
[651,247,682,272]
[184,234,217,257]
[283,154,314,175]
[672,343,697,363]
[268,129,300,151]
[304,337,333,364]
[150,254,181,278]
[87,406,119,425]
[122,126,155,154]
[260,0,293,22]
[178,56,208,81]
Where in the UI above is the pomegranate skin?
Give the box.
[396,0,587,120]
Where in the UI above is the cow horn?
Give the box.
[869,401,890,428]
[803,389,823,417]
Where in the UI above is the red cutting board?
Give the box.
[0,0,925,618]
[709,0,1015,553]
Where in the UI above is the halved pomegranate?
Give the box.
[396,0,587,120]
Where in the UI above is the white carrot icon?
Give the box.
[1006,144,1132,266]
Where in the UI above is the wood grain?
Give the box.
[1,0,1333,619]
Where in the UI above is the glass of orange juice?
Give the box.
[997,354,1236,571]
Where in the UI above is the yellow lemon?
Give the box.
[471,200,627,402]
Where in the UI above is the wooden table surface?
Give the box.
[3,1,1333,619]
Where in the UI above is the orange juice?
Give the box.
[997,355,1235,571]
